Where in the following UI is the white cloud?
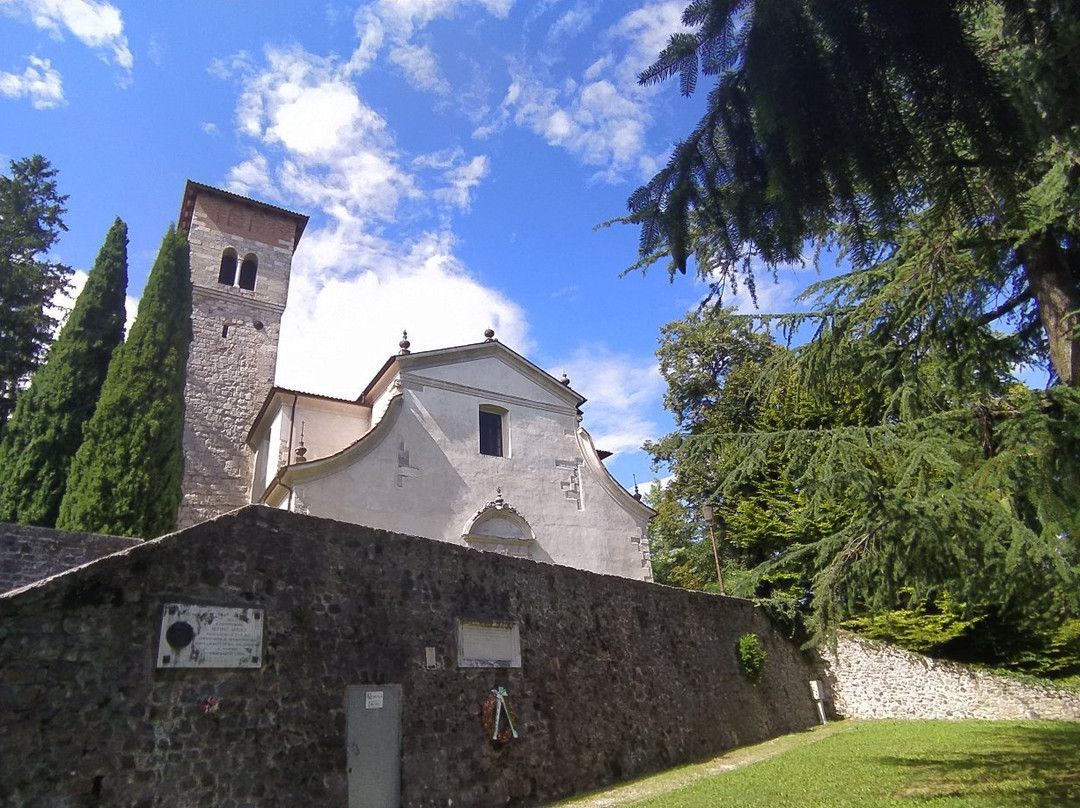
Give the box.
[432,153,489,210]
[232,45,420,223]
[698,254,815,317]
[147,35,164,67]
[725,270,806,316]
[0,0,133,76]
[277,228,529,398]
[479,1,691,182]
[608,0,688,86]
[548,6,593,41]
[494,69,649,180]
[348,0,511,86]
[207,51,252,81]
[0,55,64,109]
[369,0,512,37]
[389,42,450,94]
[225,153,276,199]
[229,44,496,227]
[548,347,664,457]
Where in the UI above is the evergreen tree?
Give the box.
[0,155,72,423]
[648,301,1080,671]
[644,484,717,592]
[57,226,191,538]
[628,1,1080,385]
[0,218,129,527]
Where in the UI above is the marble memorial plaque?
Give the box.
[456,619,521,668]
[157,603,264,668]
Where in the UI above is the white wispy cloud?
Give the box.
[477,0,689,182]
[388,41,450,95]
[0,55,64,108]
[548,6,593,41]
[0,0,133,78]
[348,0,512,85]
[427,151,489,210]
[548,347,664,457]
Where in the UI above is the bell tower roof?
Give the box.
[179,180,309,250]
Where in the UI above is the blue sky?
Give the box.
[0,0,815,491]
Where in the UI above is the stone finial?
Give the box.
[471,486,524,520]
[399,330,411,355]
[294,421,308,463]
[560,373,570,386]
[484,328,496,342]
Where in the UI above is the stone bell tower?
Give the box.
[177,181,308,528]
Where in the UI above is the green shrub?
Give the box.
[842,591,981,654]
[737,633,768,685]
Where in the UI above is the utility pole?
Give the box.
[701,503,725,595]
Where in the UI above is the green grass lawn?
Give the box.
[638,721,1080,808]
[561,721,1080,808]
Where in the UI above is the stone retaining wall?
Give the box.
[824,633,1080,720]
[0,506,825,808]
[0,522,140,594]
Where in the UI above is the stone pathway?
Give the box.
[549,723,845,808]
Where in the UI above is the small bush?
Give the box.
[737,633,768,685]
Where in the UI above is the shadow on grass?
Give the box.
[877,723,1080,806]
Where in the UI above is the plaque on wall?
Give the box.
[157,603,264,668]
[456,619,521,668]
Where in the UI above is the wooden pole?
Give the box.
[702,504,725,595]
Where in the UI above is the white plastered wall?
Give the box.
[276,352,653,580]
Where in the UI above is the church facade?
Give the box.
[177,182,654,580]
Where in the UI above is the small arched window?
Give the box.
[218,248,238,286]
[238,253,258,290]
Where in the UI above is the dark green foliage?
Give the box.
[645,484,718,592]
[647,303,1080,671]
[0,218,128,526]
[629,1,1080,385]
[0,155,72,423]
[736,633,767,685]
[637,3,1080,667]
[57,226,191,538]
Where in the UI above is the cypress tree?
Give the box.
[57,225,191,538]
[0,218,129,527]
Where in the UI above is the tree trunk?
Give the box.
[1020,235,1080,386]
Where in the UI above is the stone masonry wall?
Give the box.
[0,507,824,808]
[179,289,283,526]
[0,521,139,594]
[178,189,297,529]
[824,632,1080,720]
